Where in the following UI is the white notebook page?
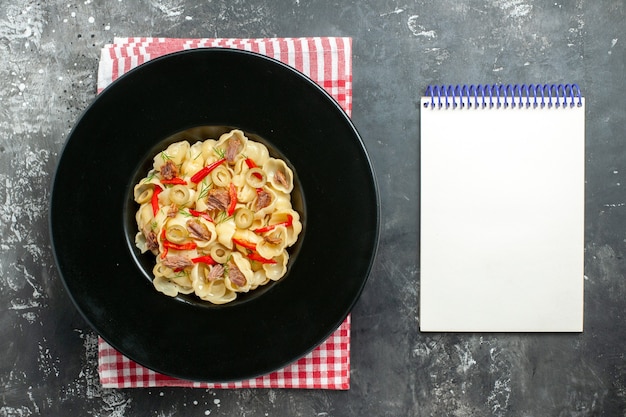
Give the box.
[419,94,585,332]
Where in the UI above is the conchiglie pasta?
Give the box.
[200,139,219,161]
[273,192,292,209]
[235,182,258,204]
[181,141,205,175]
[232,229,261,247]
[190,263,235,304]
[153,141,190,171]
[251,187,278,219]
[136,203,154,231]
[190,263,211,297]
[134,232,150,254]
[263,251,289,281]
[202,279,237,304]
[244,140,270,165]
[249,270,270,290]
[153,276,182,297]
[264,158,294,193]
[134,128,302,304]
[215,129,248,164]
[134,181,155,204]
[263,209,302,247]
[225,252,254,292]
[256,225,288,259]
[232,157,248,177]
[152,263,194,296]
[216,218,236,249]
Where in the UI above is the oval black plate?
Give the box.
[50,48,379,382]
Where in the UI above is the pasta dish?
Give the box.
[133,129,302,304]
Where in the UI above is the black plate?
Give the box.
[50,48,379,382]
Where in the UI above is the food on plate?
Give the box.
[133,129,302,304]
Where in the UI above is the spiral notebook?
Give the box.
[419,84,585,332]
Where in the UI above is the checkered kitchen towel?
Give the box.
[96,37,353,390]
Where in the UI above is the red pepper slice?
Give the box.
[159,229,169,259]
[232,238,257,251]
[245,158,263,179]
[253,214,293,234]
[191,255,217,265]
[247,252,277,264]
[188,209,214,223]
[160,177,187,185]
[151,185,163,217]
[159,228,198,254]
[227,183,237,216]
[163,241,198,251]
[190,158,226,183]
[244,158,257,169]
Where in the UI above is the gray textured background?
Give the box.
[1,0,625,416]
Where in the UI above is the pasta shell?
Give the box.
[153,140,190,170]
[244,140,270,166]
[205,279,237,304]
[134,231,149,254]
[249,270,270,290]
[251,187,278,219]
[216,129,248,164]
[224,252,254,292]
[270,209,302,247]
[263,251,289,281]
[136,203,154,231]
[133,178,158,204]
[182,141,205,177]
[256,225,288,259]
[236,181,258,204]
[215,218,236,249]
[153,276,194,297]
[263,158,294,193]
[200,139,219,162]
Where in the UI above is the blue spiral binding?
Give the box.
[424,84,583,109]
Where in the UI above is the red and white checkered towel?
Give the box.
[96,37,353,390]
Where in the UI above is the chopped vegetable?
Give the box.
[162,241,198,251]
[160,177,187,185]
[254,214,293,234]
[245,158,264,179]
[247,252,277,264]
[159,227,197,254]
[189,209,213,222]
[191,255,217,265]
[234,208,254,229]
[190,158,226,183]
[151,185,163,216]
[232,238,257,251]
